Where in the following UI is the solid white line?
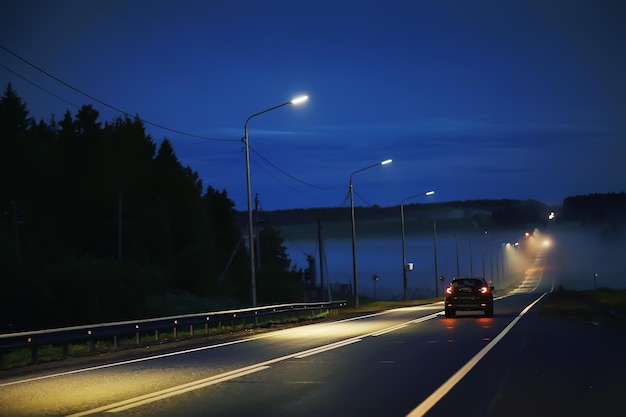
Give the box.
[107,366,271,413]
[294,339,362,358]
[411,312,442,324]
[371,324,408,337]
[65,310,441,416]
[0,337,255,387]
[406,292,547,417]
[3,306,436,388]
[66,366,271,416]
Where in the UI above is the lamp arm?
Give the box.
[244,101,291,129]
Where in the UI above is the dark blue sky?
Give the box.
[2,0,625,210]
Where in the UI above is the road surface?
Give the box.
[1,250,624,416]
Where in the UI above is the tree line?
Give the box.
[561,192,626,223]
[257,199,551,229]
[0,83,302,333]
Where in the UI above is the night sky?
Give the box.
[2,0,625,211]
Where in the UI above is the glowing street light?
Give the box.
[243,95,308,307]
[350,158,392,307]
[400,190,434,301]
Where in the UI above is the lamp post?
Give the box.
[243,95,308,307]
[433,218,439,297]
[469,237,474,276]
[400,190,434,301]
[350,158,392,308]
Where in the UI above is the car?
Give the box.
[444,277,494,318]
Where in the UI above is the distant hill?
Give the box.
[560,192,626,223]
[238,199,553,237]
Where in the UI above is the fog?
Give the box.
[284,222,626,300]
[550,223,626,291]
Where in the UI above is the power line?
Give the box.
[2,44,348,204]
[0,44,238,143]
[353,189,372,206]
[251,158,322,201]
[0,63,79,110]
[338,191,350,208]
[250,145,343,191]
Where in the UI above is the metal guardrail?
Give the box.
[0,300,347,364]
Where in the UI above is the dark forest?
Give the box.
[0,84,302,332]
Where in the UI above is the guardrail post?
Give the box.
[189,324,194,337]
[62,343,69,358]
[154,329,159,341]
[113,335,118,349]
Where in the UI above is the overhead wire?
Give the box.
[250,146,343,191]
[353,189,372,206]
[278,228,312,259]
[1,44,359,203]
[0,62,79,110]
[0,44,238,143]
[250,158,323,201]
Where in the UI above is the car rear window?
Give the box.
[454,279,482,287]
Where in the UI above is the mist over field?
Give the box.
[551,223,626,290]
[284,229,540,300]
[284,221,626,301]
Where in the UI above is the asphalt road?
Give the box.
[1,251,624,417]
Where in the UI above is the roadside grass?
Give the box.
[543,288,626,326]
[583,289,626,315]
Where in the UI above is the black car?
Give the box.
[444,277,494,318]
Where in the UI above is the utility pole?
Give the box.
[255,193,261,272]
[433,219,439,297]
[455,232,460,277]
[469,238,474,276]
[118,191,123,262]
[318,219,325,299]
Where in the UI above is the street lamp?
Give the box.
[400,190,434,301]
[350,158,392,308]
[243,95,308,307]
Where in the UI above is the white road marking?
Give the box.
[66,312,441,415]
[66,366,271,416]
[1,305,438,388]
[406,292,547,417]
[0,337,254,388]
[293,338,362,358]
[371,324,408,336]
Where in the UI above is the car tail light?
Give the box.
[479,286,489,294]
[445,286,453,295]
